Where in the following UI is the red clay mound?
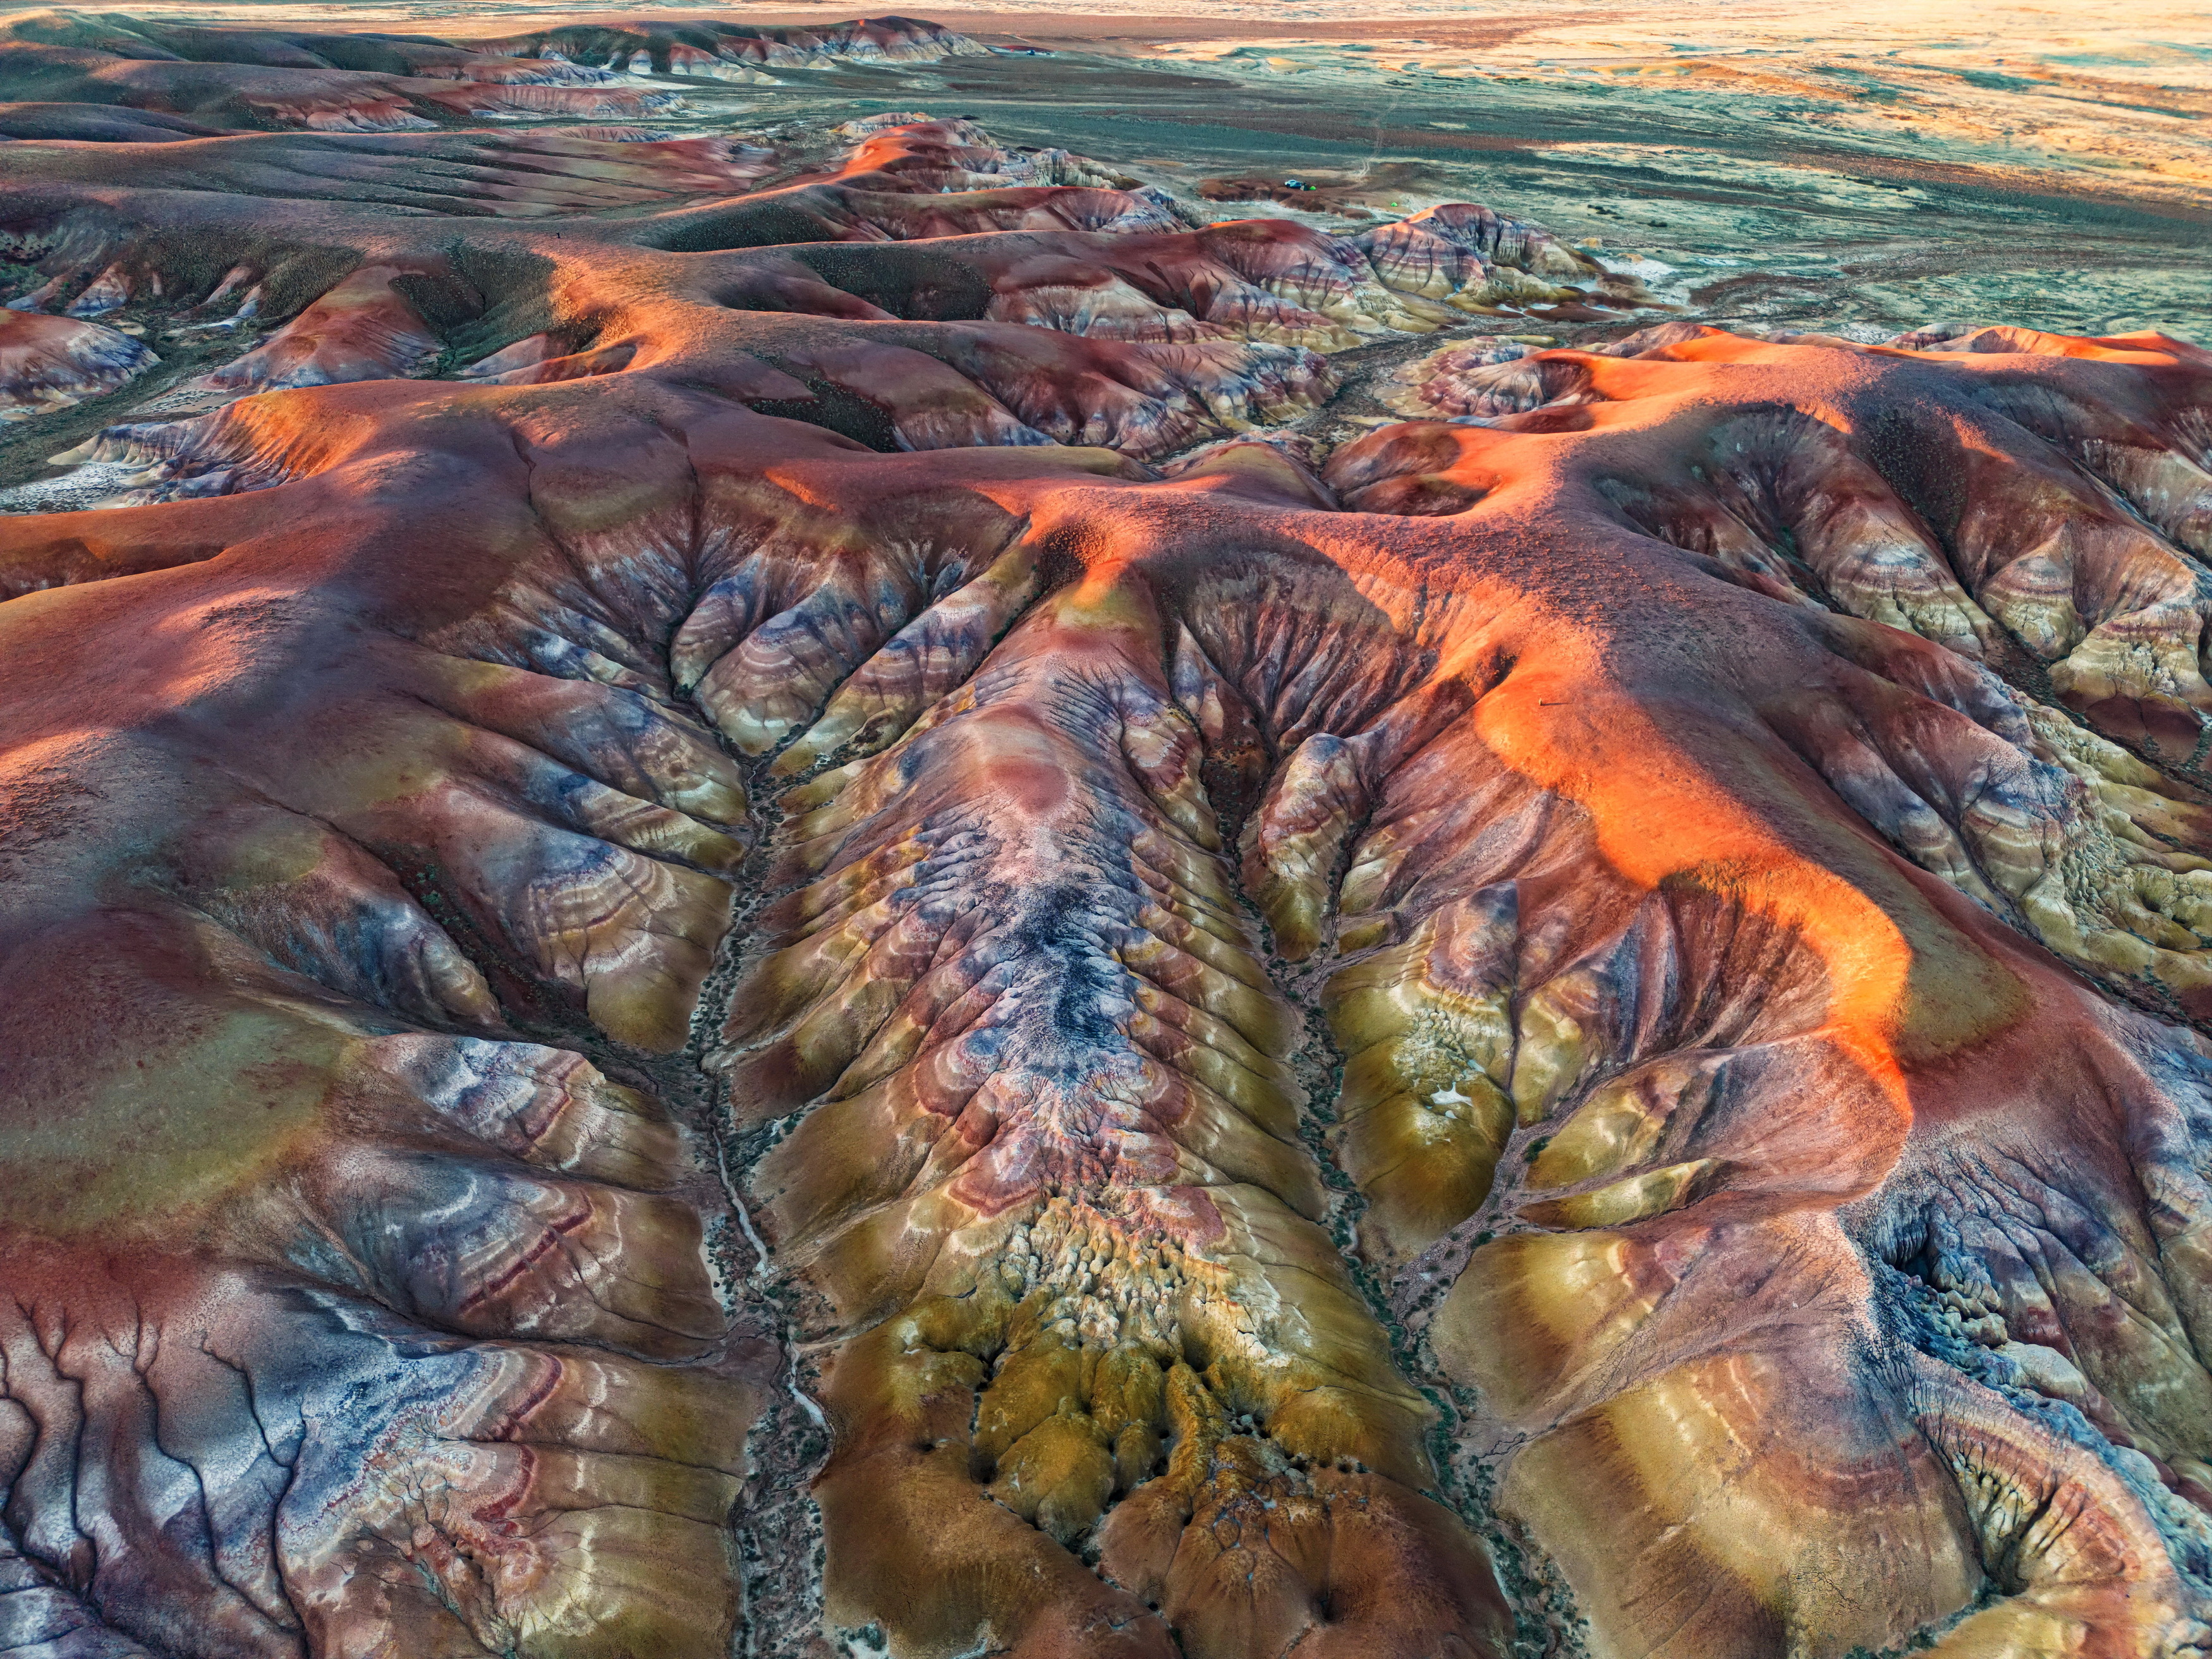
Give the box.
[2,21,2212,1659]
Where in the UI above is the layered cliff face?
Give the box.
[2,16,2212,1659]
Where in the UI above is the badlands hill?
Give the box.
[0,11,2210,1659]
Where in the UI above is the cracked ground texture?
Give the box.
[3,10,2212,1659]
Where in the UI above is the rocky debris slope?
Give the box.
[1,18,2211,1659]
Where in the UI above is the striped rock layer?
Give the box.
[3,20,2212,1659]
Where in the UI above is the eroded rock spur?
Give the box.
[2,12,2212,1657]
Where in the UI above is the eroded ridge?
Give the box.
[0,11,980,133]
[0,374,818,1655]
[717,547,1510,1655]
[3,18,2212,1658]
[0,95,1629,461]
